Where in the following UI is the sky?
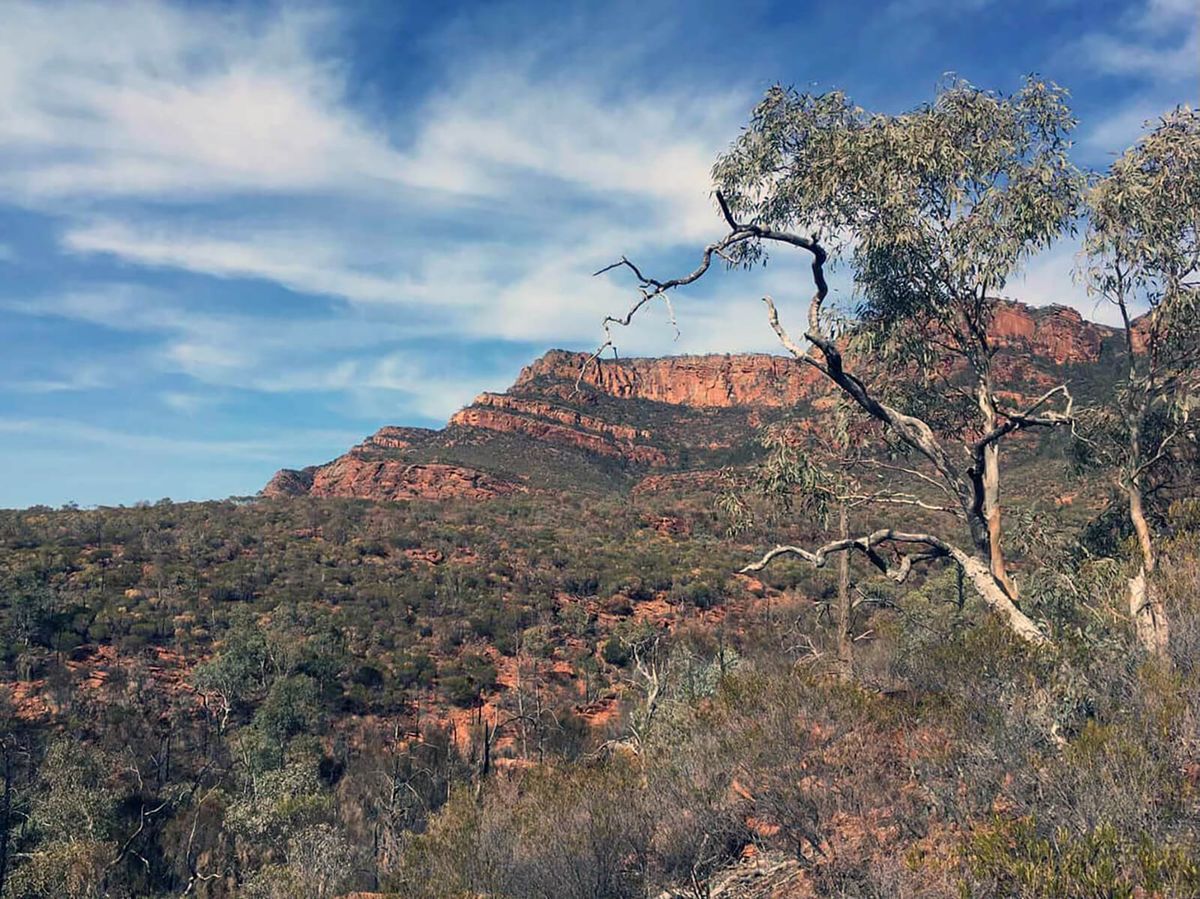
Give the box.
[0,0,1196,508]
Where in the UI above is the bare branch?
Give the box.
[846,491,962,516]
[763,295,822,368]
[861,459,958,500]
[739,528,1049,644]
[974,384,1074,458]
[739,528,955,584]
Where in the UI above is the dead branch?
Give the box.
[739,528,954,584]
[974,384,1075,456]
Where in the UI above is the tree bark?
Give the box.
[1119,294,1172,657]
[977,379,1019,600]
[1127,482,1170,656]
[954,554,1046,645]
[835,503,853,678]
[603,212,1063,648]
[743,533,1049,646]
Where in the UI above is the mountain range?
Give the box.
[264,301,1122,503]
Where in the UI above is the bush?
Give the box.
[965,816,1200,898]
[602,636,630,667]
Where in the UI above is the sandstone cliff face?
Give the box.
[449,405,669,466]
[992,303,1112,365]
[515,350,824,408]
[262,467,316,497]
[514,306,1112,410]
[455,393,652,442]
[354,426,437,452]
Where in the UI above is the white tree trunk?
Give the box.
[1127,483,1170,657]
[956,554,1048,646]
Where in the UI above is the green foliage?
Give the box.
[193,618,269,706]
[254,674,322,749]
[715,76,1083,372]
[440,652,498,707]
[965,816,1200,898]
[0,88,1194,896]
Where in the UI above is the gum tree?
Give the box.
[597,78,1084,645]
[1081,107,1200,657]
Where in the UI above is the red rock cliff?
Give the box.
[991,303,1113,365]
[516,350,824,407]
[266,459,523,502]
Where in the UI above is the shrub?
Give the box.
[965,816,1200,898]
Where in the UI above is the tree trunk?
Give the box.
[956,553,1048,646]
[1127,483,1170,656]
[835,503,853,678]
[978,381,1020,600]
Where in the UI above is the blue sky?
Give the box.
[0,0,1195,508]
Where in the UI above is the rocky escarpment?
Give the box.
[449,405,669,466]
[262,467,317,497]
[992,303,1113,365]
[517,350,825,408]
[264,457,522,502]
[263,300,1124,503]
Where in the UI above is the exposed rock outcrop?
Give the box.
[516,350,824,408]
[992,303,1112,365]
[455,393,652,442]
[302,459,523,502]
[632,470,729,495]
[449,403,668,466]
[355,426,437,452]
[262,467,316,497]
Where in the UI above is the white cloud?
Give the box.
[0,416,360,462]
[1071,0,1198,157]
[1010,235,1127,326]
[0,3,415,201]
[0,0,739,222]
[5,366,111,394]
[63,220,422,305]
[1075,0,1199,82]
[1080,102,1172,157]
[0,0,745,394]
[160,391,221,414]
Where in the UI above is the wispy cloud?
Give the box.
[0,416,360,461]
[1,0,746,395]
[62,221,422,305]
[1070,0,1198,155]
[0,3,413,202]
[1073,0,1198,82]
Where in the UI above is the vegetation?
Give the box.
[604,77,1090,645]
[0,85,1197,898]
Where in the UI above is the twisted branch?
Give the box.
[739,528,954,584]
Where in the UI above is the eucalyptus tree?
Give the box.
[598,78,1085,645]
[1081,107,1200,657]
